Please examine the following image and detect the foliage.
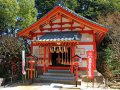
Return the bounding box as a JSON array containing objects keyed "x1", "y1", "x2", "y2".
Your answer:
[
  {"x1": 17, "y1": 0, "x2": 37, "y2": 30},
  {"x1": 0, "y1": 36, "x2": 23, "y2": 78},
  {"x1": 76, "y1": 0, "x2": 117, "y2": 20},
  {"x1": 97, "y1": 38, "x2": 113, "y2": 79},
  {"x1": 35, "y1": 0, "x2": 119, "y2": 21},
  {"x1": 97, "y1": 12, "x2": 120, "y2": 77},
  {"x1": 109, "y1": 0, "x2": 120, "y2": 12},
  {"x1": 35, "y1": 0, "x2": 78, "y2": 19},
  {"x1": 0, "y1": 0, "x2": 19, "y2": 34},
  {"x1": 35, "y1": 0, "x2": 55, "y2": 19},
  {"x1": 0, "y1": 36, "x2": 23, "y2": 60},
  {"x1": 0, "y1": 0, "x2": 37, "y2": 35}
]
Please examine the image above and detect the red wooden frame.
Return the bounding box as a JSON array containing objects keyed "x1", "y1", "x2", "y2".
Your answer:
[
  {"x1": 18, "y1": 5, "x2": 108, "y2": 45},
  {"x1": 18, "y1": 5, "x2": 108, "y2": 72}
]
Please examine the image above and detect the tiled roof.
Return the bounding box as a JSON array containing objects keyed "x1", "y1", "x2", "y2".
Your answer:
[{"x1": 38, "y1": 31, "x2": 81, "y2": 41}]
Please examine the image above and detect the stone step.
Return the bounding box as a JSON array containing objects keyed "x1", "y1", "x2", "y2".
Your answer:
[
  {"x1": 38, "y1": 75, "x2": 75, "y2": 80},
  {"x1": 47, "y1": 69, "x2": 70, "y2": 73},
  {"x1": 33, "y1": 68, "x2": 78, "y2": 85},
  {"x1": 43, "y1": 72, "x2": 74, "y2": 77},
  {"x1": 33, "y1": 78, "x2": 81, "y2": 85}
]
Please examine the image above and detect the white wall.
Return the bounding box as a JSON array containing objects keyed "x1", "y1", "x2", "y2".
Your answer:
[
  {"x1": 75, "y1": 45, "x2": 94, "y2": 68},
  {"x1": 33, "y1": 46, "x2": 39, "y2": 57},
  {"x1": 75, "y1": 45, "x2": 93, "y2": 58},
  {"x1": 81, "y1": 33, "x2": 93, "y2": 42}
]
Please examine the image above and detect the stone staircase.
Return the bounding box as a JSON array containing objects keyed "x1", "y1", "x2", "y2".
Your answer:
[{"x1": 34, "y1": 69, "x2": 81, "y2": 85}]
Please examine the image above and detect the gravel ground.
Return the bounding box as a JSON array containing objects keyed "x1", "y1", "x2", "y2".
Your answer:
[{"x1": 0, "y1": 82, "x2": 118, "y2": 90}]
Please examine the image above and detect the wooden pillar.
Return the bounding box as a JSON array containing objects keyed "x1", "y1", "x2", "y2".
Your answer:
[
  {"x1": 70, "y1": 46, "x2": 75, "y2": 74},
  {"x1": 30, "y1": 42, "x2": 33, "y2": 55},
  {"x1": 93, "y1": 32, "x2": 97, "y2": 70},
  {"x1": 48, "y1": 47, "x2": 51, "y2": 66},
  {"x1": 43, "y1": 46, "x2": 46, "y2": 73}
]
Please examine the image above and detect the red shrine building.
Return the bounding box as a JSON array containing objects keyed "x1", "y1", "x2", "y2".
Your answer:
[{"x1": 18, "y1": 5, "x2": 108, "y2": 78}]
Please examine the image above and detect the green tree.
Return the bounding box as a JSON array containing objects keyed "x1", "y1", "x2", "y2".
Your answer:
[
  {"x1": 98, "y1": 12, "x2": 120, "y2": 76},
  {"x1": 0, "y1": 0, "x2": 37, "y2": 35},
  {"x1": 109, "y1": 0, "x2": 120, "y2": 11},
  {"x1": 17, "y1": 0, "x2": 37, "y2": 30},
  {"x1": 35, "y1": 0, "x2": 119, "y2": 21},
  {"x1": 35, "y1": 0, "x2": 78, "y2": 19},
  {"x1": 35, "y1": 0, "x2": 56, "y2": 19},
  {"x1": 0, "y1": 36, "x2": 23, "y2": 78},
  {"x1": 76, "y1": 0, "x2": 116, "y2": 20},
  {"x1": 0, "y1": 0, "x2": 19, "y2": 35}
]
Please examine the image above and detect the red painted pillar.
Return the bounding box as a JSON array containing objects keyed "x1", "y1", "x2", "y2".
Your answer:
[
  {"x1": 71, "y1": 46, "x2": 75, "y2": 74},
  {"x1": 43, "y1": 47, "x2": 46, "y2": 73},
  {"x1": 94, "y1": 43, "x2": 97, "y2": 70},
  {"x1": 48, "y1": 47, "x2": 50, "y2": 65},
  {"x1": 93, "y1": 32, "x2": 97, "y2": 70},
  {"x1": 29, "y1": 60, "x2": 35, "y2": 79},
  {"x1": 75, "y1": 63, "x2": 79, "y2": 87}
]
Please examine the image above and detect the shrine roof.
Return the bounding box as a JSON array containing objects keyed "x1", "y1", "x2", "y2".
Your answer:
[
  {"x1": 54, "y1": 4, "x2": 107, "y2": 28},
  {"x1": 37, "y1": 31, "x2": 81, "y2": 41},
  {"x1": 18, "y1": 4, "x2": 108, "y2": 45}
]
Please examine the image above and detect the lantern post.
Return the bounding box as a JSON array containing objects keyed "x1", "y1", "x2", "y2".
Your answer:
[
  {"x1": 28, "y1": 56, "x2": 35, "y2": 82},
  {"x1": 72, "y1": 55, "x2": 81, "y2": 87}
]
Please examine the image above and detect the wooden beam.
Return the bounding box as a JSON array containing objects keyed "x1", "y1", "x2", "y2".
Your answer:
[
  {"x1": 78, "y1": 30, "x2": 93, "y2": 34},
  {"x1": 51, "y1": 22, "x2": 72, "y2": 25},
  {"x1": 32, "y1": 32, "x2": 44, "y2": 37},
  {"x1": 18, "y1": 6, "x2": 60, "y2": 36},
  {"x1": 40, "y1": 26, "x2": 82, "y2": 31},
  {"x1": 58, "y1": 6, "x2": 108, "y2": 33}
]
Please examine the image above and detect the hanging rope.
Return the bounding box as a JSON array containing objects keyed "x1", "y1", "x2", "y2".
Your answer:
[
  {"x1": 54, "y1": 46, "x2": 56, "y2": 52},
  {"x1": 70, "y1": 47, "x2": 71, "y2": 65},
  {"x1": 64, "y1": 47, "x2": 67, "y2": 64},
  {"x1": 56, "y1": 47, "x2": 59, "y2": 53},
  {"x1": 67, "y1": 48, "x2": 69, "y2": 65},
  {"x1": 49, "y1": 47, "x2": 52, "y2": 65},
  {"x1": 61, "y1": 47, "x2": 64, "y2": 64}
]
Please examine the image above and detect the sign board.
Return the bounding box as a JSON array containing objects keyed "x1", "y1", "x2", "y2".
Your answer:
[
  {"x1": 87, "y1": 51, "x2": 94, "y2": 79},
  {"x1": 22, "y1": 50, "x2": 26, "y2": 75}
]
